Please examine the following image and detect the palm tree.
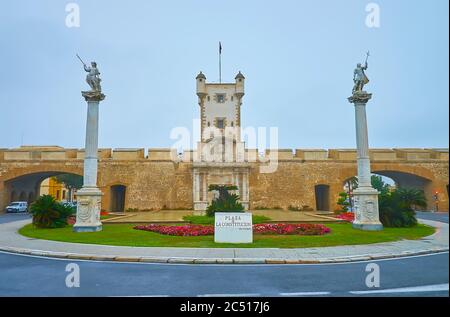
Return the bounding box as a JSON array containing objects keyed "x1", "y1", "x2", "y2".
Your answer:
[{"x1": 394, "y1": 188, "x2": 427, "y2": 210}]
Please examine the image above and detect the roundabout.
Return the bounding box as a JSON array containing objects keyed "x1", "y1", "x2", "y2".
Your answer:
[
  {"x1": 1, "y1": 213, "x2": 448, "y2": 265},
  {"x1": 0, "y1": 213, "x2": 448, "y2": 297}
]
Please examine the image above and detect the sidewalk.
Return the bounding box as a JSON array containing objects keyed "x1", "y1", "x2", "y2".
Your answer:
[{"x1": 0, "y1": 219, "x2": 447, "y2": 264}]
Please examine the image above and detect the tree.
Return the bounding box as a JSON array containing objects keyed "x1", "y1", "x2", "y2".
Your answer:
[
  {"x1": 52, "y1": 174, "x2": 83, "y2": 202},
  {"x1": 336, "y1": 192, "x2": 350, "y2": 212},
  {"x1": 394, "y1": 188, "x2": 427, "y2": 210},
  {"x1": 206, "y1": 185, "x2": 244, "y2": 217},
  {"x1": 370, "y1": 175, "x2": 390, "y2": 195},
  {"x1": 378, "y1": 188, "x2": 426, "y2": 227},
  {"x1": 349, "y1": 174, "x2": 390, "y2": 192},
  {"x1": 30, "y1": 195, "x2": 73, "y2": 228}
]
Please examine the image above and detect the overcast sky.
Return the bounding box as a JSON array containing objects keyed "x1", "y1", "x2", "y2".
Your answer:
[{"x1": 0, "y1": 0, "x2": 448, "y2": 151}]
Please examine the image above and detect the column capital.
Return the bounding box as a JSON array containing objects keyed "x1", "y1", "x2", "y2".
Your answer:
[
  {"x1": 82, "y1": 91, "x2": 106, "y2": 102},
  {"x1": 348, "y1": 91, "x2": 372, "y2": 104}
]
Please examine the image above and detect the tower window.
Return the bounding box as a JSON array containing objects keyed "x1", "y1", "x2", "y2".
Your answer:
[
  {"x1": 216, "y1": 94, "x2": 225, "y2": 103},
  {"x1": 216, "y1": 118, "x2": 225, "y2": 129}
]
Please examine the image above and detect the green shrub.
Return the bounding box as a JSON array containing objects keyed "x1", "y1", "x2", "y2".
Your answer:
[
  {"x1": 30, "y1": 195, "x2": 73, "y2": 228},
  {"x1": 206, "y1": 185, "x2": 245, "y2": 217},
  {"x1": 379, "y1": 188, "x2": 426, "y2": 227},
  {"x1": 337, "y1": 192, "x2": 350, "y2": 212}
]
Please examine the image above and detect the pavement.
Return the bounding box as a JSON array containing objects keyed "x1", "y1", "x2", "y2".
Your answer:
[
  {"x1": 0, "y1": 213, "x2": 447, "y2": 264},
  {"x1": 103, "y1": 209, "x2": 339, "y2": 223}
]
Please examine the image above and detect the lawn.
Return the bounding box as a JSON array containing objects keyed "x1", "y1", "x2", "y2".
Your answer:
[{"x1": 19, "y1": 223, "x2": 435, "y2": 249}]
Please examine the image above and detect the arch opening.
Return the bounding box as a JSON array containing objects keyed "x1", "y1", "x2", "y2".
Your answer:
[
  {"x1": 110, "y1": 185, "x2": 126, "y2": 212},
  {"x1": 342, "y1": 171, "x2": 434, "y2": 211},
  {"x1": 3, "y1": 172, "x2": 83, "y2": 211},
  {"x1": 315, "y1": 184, "x2": 330, "y2": 211}
]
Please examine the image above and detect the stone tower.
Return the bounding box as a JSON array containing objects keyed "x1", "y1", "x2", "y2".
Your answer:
[
  {"x1": 196, "y1": 71, "x2": 245, "y2": 142},
  {"x1": 193, "y1": 71, "x2": 249, "y2": 213}
]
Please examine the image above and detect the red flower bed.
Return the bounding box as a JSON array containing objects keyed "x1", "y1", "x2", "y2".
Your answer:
[
  {"x1": 134, "y1": 223, "x2": 331, "y2": 236},
  {"x1": 336, "y1": 212, "x2": 355, "y2": 222},
  {"x1": 101, "y1": 211, "x2": 109, "y2": 216},
  {"x1": 253, "y1": 223, "x2": 331, "y2": 235},
  {"x1": 134, "y1": 224, "x2": 215, "y2": 236}
]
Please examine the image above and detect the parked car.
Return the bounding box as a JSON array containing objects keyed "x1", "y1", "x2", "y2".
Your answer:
[
  {"x1": 62, "y1": 201, "x2": 77, "y2": 214},
  {"x1": 63, "y1": 201, "x2": 77, "y2": 209},
  {"x1": 5, "y1": 201, "x2": 28, "y2": 213}
]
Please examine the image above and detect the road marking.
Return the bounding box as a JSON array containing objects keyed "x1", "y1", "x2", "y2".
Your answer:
[
  {"x1": 197, "y1": 293, "x2": 260, "y2": 297},
  {"x1": 349, "y1": 283, "x2": 449, "y2": 294},
  {"x1": 111, "y1": 295, "x2": 169, "y2": 297},
  {"x1": 279, "y1": 291, "x2": 330, "y2": 296}
]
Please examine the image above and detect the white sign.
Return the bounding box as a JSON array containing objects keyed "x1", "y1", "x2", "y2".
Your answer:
[{"x1": 214, "y1": 212, "x2": 253, "y2": 243}]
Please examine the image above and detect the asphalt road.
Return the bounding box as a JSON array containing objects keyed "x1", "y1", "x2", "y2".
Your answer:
[
  {"x1": 416, "y1": 211, "x2": 449, "y2": 224},
  {"x1": 0, "y1": 211, "x2": 447, "y2": 297}
]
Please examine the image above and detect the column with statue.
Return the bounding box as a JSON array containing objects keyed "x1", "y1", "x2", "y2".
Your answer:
[
  {"x1": 73, "y1": 55, "x2": 105, "y2": 232},
  {"x1": 347, "y1": 52, "x2": 383, "y2": 231}
]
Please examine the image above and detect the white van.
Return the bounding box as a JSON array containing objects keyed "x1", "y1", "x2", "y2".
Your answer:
[{"x1": 5, "y1": 201, "x2": 28, "y2": 213}]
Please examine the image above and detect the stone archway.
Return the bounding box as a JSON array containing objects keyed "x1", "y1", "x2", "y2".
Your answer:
[
  {"x1": 1, "y1": 168, "x2": 83, "y2": 211},
  {"x1": 338, "y1": 168, "x2": 438, "y2": 211}
]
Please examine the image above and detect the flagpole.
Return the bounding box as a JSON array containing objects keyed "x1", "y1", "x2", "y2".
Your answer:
[{"x1": 219, "y1": 41, "x2": 222, "y2": 83}]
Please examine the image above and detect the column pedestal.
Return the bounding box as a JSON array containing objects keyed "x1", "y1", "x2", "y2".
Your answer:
[
  {"x1": 73, "y1": 187, "x2": 103, "y2": 232},
  {"x1": 74, "y1": 90, "x2": 105, "y2": 232},
  {"x1": 352, "y1": 187, "x2": 383, "y2": 231}
]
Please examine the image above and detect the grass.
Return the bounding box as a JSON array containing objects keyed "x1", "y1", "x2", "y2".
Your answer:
[
  {"x1": 19, "y1": 223, "x2": 435, "y2": 249},
  {"x1": 183, "y1": 215, "x2": 271, "y2": 225}
]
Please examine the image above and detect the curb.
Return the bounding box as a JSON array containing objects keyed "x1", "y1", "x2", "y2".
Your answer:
[{"x1": 0, "y1": 245, "x2": 448, "y2": 264}]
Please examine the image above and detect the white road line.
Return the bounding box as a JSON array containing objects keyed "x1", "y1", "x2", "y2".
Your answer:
[
  {"x1": 349, "y1": 283, "x2": 449, "y2": 294},
  {"x1": 110, "y1": 295, "x2": 169, "y2": 297},
  {"x1": 197, "y1": 293, "x2": 260, "y2": 297},
  {"x1": 279, "y1": 291, "x2": 331, "y2": 296}
]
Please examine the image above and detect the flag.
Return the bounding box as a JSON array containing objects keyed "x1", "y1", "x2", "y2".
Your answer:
[{"x1": 219, "y1": 41, "x2": 222, "y2": 55}]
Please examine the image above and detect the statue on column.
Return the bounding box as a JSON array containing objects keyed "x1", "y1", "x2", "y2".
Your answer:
[
  {"x1": 77, "y1": 54, "x2": 102, "y2": 92},
  {"x1": 352, "y1": 51, "x2": 370, "y2": 94}
]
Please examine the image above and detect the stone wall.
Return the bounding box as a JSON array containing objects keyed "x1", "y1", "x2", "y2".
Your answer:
[{"x1": 0, "y1": 147, "x2": 448, "y2": 212}]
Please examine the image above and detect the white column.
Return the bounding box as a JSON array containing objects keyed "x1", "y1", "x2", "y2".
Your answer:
[
  {"x1": 348, "y1": 92, "x2": 383, "y2": 231},
  {"x1": 83, "y1": 100, "x2": 99, "y2": 187},
  {"x1": 74, "y1": 91, "x2": 105, "y2": 233},
  {"x1": 354, "y1": 102, "x2": 371, "y2": 188},
  {"x1": 193, "y1": 171, "x2": 200, "y2": 202},
  {"x1": 202, "y1": 173, "x2": 208, "y2": 202},
  {"x1": 242, "y1": 172, "x2": 249, "y2": 201}
]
